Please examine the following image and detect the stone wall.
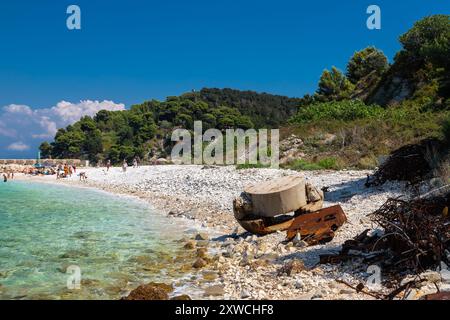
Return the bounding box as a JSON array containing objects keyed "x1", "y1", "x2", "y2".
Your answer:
[{"x1": 0, "y1": 159, "x2": 84, "y2": 166}]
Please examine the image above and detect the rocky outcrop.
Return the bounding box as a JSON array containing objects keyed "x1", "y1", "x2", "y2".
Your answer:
[
  {"x1": 367, "y1": 75, "x2": 413, "y2": 106},
  {"x1": 280, "y1": 135, "x2": 305, "y2": 165}
]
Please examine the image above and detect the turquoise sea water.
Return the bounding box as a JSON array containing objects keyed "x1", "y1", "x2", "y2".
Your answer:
[{"x1": 0, "y1": 181, "x2": 190, "y2": 300}]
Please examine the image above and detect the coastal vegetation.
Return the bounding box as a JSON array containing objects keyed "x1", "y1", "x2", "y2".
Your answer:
[{"x1": 40, "y1": 15, "x2": 449, "y2": 170}]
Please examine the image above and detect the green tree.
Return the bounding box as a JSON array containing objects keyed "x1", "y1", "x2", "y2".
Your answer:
[
  {"x1": 316, "y1": 67, "x2": 354, "y2": 101},
  {"x1": 51, "y1": 128, "x2": 85, "y2": 159},
  {"x1": 346, "y1": 47, "x2": 389, "y2": 83},
  {"x1": 108, "y1": 146, "x2": 121, "y2": 164},
  {"x1": 79, "y1": 116, "x2": 97, "y2": 132},
  {"x1": 39, "y1": 141, "x2": 53, "y2": 158},
  {"x1": 83, "y1": 129, "x2": 103, "y2": 162},
  {"x1": 399, "y1": 15, "x2": 450, "y2": 68}
]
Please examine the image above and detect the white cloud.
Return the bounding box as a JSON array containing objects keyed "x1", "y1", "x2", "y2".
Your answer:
[
  {"x1": 3, "y1": 104, "x2": 33, "y2": 115},
  {"x1": 7, "y1": 142, "x2": 30, "y2": 151},
  {"x1": 0, "y1": 100, "x2": 126, "y2": 156},
  {"x1": 51, "y1": 100, "x2": 125, "y2": 124},
  {"x1": 0, "y1": 120, "x2": 17, "y2": 138},
  {"x1": 31, "y1": 116, "x2": 58, "y2": 139}
]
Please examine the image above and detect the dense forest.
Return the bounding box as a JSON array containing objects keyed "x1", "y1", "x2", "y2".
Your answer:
[
  {"x1": 40, "y1": 15, "x2": 449, "y2": 167},
  {"x1": 39, "y1": 88, "x2": 303, "y2": 163}
]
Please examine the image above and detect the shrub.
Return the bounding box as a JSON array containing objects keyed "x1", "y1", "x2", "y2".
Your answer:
[
  {"x1": 287, "y1": 157, "x2": 340, "y2": 171},
  {"x1": 290, "y1": 100, "x2": 384, "y2": 124}
]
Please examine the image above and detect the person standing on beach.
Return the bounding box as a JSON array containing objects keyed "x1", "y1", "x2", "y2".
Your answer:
[
  {"x1": 56, "y1": 164, "x2": 61, "y2": 179},
  {"x1": 3, "y1": 174, "x2": 7, "y2": 182},
  {"x1": 133, "y1": 157, "x2": 137, "y2": 168},
  {"x1": 106, "y1": 160, "x2": 111, "y2": 172},
  {"x1": 122, "y1": 159, "x2": 128, "y2": 172}
]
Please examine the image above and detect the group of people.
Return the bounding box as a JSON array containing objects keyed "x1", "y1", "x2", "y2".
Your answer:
[
  {"x1": 56, "y1": 164, "x2": 76, "y2": 179},
  {"x1": 103, "y1": 157, "x2": 141, "y2": 173},
  {"x1": 123, "y1": 157, "x2": 141, "y2": 172},
  {"x1": 25, "y1": 166, "x2": 56, "y2": 176}
]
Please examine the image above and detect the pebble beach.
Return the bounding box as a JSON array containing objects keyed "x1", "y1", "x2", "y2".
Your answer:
[{"x1": 15, "y1": 164, "x2": 443, "y2": 300}]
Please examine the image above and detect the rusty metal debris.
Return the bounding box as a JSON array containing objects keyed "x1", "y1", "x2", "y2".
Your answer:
[
  {"x1": 286, "y1": 205, "x2": 347, "y2": 245},
  {"x1": 320, "y1": 191, "x2": 450, "y2": 292},
  {"x1": 233, "y1": 176, "x2": 347, "y2": 245},
  {"x1": 366, "y1": 138, "x2": 443, "y2": 187},
  {"x1": 422, "y1": 292, "x2": 450, "y2": 300}
]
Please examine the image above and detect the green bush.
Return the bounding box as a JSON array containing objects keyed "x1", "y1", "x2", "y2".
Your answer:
[
  {"x1": 317, "y1": 157, "x2": 339, "y2": 169},
  {"x1": 286, "y1": 157, "x2": 340, "y2": 171},
  {"x1": 290, "y1": 100, "x2": 384, "y2": 124}
]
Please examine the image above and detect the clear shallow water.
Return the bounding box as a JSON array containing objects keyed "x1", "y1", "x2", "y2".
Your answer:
[{"x1": 0, "y1": 181, "x2": 191, "y2": 300}]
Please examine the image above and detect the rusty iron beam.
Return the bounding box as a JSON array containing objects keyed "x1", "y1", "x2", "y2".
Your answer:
[
  {"x1": 286, "y1": 205, "x2": 347, "y2": 244},
  {"x1": 422, "y1": 292, "x2": 450, "y2": 300}
]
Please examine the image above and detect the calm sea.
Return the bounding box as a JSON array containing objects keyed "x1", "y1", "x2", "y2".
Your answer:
[{"x1": 0, "y1": 180, "x2": 191, "y2": 299}]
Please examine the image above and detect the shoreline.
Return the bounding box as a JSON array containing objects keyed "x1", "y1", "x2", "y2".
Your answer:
[
  {"x1": 12, "y1": 165, "x2": 416, "y2": 299},
  {"x1": 12, "y1": 171, "x2": 232, "y2": 300},
  {"x1": 0, "y1": 178, "x2": 210, "y2": 300}
]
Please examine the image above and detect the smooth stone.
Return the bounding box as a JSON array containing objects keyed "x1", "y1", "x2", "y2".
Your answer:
[
  {"x1": 184, "y1": 240, "x2": 196, "y2": 250},
  {"x1": 295, "y1": 280, "x2": 304, "y2": 289},
  {"x1": 203, "y1": 285, "x2": 225, "y2": 297},
  {"x1": 195, "y1": 233, "x2": 209, "y2": 241},
  {"x1": 202, "y1": 271, "x2": 218, "y2": 281},
  {"x1": 193, "y1": 258, "x2": 207, "y2": 269},
  {"x1": 122, "y1": 284, "x2": 169, "y2": 300},
  {"x1": 241, "y1": 290, "x2": 251, "y2": 298},
  {"x1": 145, "y1": 282, "x2": 174, "y2": 293},
  {"x1": 196, "y1": 248, "x2": 208, "y2": 259}
]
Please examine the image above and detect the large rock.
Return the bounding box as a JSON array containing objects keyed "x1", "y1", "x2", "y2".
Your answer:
[
  {"x1": 193, "y1": 258, "x2": 207, "y2": 269},
  {"x1": 122, "y1": 284, "x2": 169, "y2": 300}
]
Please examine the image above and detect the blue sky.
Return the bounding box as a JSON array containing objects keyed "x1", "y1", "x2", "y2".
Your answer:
[{"x1": 0, "y1": 0, "x2": 449, "y2": 158}]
